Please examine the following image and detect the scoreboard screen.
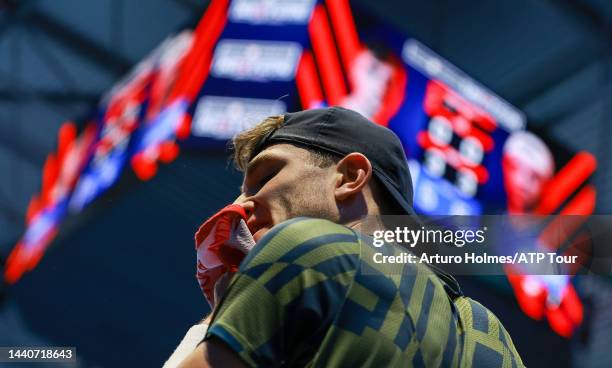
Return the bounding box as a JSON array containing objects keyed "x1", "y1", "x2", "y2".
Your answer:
[
  {"x1": 184, "y1": 0, "x2": 532, "y2": 216},
  {"x1": 392, "y1": 39, "x2": 525, "y2": 215}
]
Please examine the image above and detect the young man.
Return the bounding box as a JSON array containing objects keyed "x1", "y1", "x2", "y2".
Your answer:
[{"x1": 177, "y1": 107, "x2": 524, "y2": 367}]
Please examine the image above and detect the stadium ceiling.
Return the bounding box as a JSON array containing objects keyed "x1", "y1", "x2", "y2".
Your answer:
[{"x1": 0, "y1": 0, "x2": 610, "y2": 252}]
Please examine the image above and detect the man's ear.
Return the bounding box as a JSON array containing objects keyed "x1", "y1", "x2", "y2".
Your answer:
[{"x1": 334, "y1": 153, "x2": 373, "y2": 201}]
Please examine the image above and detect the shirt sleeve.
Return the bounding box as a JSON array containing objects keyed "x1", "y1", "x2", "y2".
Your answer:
[{"x1": 204, "y1": 217, "x2": 361, "y2": 367}]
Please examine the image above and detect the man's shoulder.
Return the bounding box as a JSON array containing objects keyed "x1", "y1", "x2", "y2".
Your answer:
[
  {"x1": 454, "y1": 296, "x2": 525, "y2": 367},
  {"x1": 239, "y1": 217, "x2": 361, "y2": 271},
  {"x1": 259, "y1": 217, "x2": 358, "y2": 246}
]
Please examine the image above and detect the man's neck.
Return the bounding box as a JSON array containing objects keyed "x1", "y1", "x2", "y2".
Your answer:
[{"x1": 345, "y1": 216, "x2": 387, "y2": 235}]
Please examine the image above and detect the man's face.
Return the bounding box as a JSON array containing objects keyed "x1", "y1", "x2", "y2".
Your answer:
[{"x1": 235, "y1": 143, "x2": 339, "y2": 242}]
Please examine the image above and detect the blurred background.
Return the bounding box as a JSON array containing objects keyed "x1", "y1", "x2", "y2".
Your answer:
[{"x1": 0, "y1": 0, "x2": 610, "y2": 366}]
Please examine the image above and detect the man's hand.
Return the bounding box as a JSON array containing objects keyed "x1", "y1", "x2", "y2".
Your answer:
[{"x1": 195, "y1": 204, "x2": 254, "y2": 307}]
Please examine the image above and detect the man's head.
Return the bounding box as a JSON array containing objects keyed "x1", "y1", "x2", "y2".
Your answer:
[{"x1": 231, "y1": 107, "x2": 414, "y2": 241}]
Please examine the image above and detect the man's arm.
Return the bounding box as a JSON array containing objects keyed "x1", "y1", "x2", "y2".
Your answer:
[
  {"x1": 166, "y1": 270, "x2": 236, "y2": 367},
  {"x1": 172, "y1": 273, "x2": 246, "y2": 368},
  {"x1": 178, "y1": 338, "x2": 246, "y2": 368},
  {"x1": 163, "y1": 316, "x2": 211, "y2": 368}
]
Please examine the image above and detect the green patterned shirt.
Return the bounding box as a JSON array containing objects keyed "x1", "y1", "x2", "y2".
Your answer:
[{"x1": 204, "y1": 217, "x2": 524, "y2": 367}]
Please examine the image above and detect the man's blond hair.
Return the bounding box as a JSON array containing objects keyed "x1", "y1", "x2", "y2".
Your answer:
[{"x1": 232, "y1": 115, "x2": 285, "y2": 172}]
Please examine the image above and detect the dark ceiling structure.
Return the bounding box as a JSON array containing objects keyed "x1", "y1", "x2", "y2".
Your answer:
[{"x1": 0, "y1": 0, "x2": 610, "y2": 253}]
